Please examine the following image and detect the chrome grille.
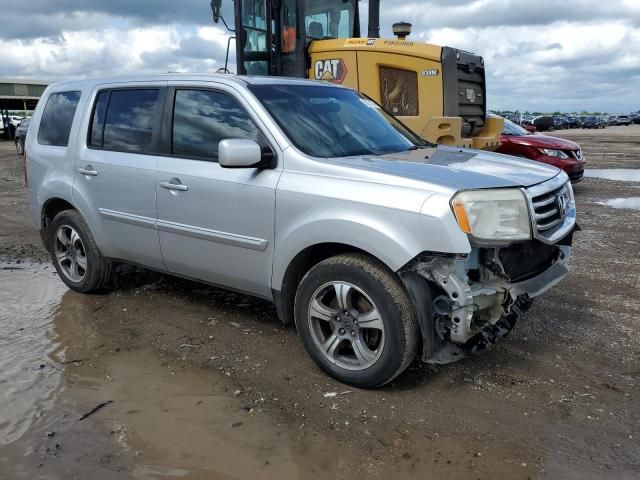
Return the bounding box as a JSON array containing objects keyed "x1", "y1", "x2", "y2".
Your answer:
[{"x1": 531, "y1": 184, "x2": 569, "y2": 232}]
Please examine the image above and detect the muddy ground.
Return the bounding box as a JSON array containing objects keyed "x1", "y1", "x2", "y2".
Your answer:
[{"x1": 0, "y1": 126, "x2": 638, "y2": 479}]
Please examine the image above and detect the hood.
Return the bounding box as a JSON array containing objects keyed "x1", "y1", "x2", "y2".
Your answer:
[
  {"x1": 504, "y1": 134, "x2": 580, "y2": 150},
  {"x1": 324, "y1": 146, "x2": 560, "y2": 190}
]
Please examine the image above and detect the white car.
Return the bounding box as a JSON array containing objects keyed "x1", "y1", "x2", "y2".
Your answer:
[{"x1": 9, "y1": 116, "x2": 25, "y2": 128}]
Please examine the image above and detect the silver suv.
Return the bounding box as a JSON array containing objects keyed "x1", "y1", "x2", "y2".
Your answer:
[{"x1": 26, "y1": 75, "x2": 577, "y2": 387}]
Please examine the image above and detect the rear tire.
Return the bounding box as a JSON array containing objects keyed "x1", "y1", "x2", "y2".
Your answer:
[
  {"x1": 49, "y1": 210, "x2": 113, "y2": 293},
  {"x1": 294, "y1": 253, "x2": 419, "y2": 388},
  {"x1": 15, "y1": 138, "x2": 24, "y2": 155}
]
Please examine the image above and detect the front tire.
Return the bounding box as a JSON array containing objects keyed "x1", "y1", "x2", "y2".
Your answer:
[
  {"x1": 294, "y1": 253, "x2": 419, "y2": 388},
  {"x1": 49, "y1": 210, "x2": 113, "y2": 293}
]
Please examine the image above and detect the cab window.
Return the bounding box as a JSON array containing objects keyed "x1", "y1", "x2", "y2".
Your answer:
[{"x1": 304, "y1": 0, "x2": 354, "y2": 39}]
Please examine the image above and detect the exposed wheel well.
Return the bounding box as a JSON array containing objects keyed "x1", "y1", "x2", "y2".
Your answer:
[
  {"x1": 41, "y1": 198, "x2": 75, "y2": 250},
  {"x1": 274, "y1": 243, "x2": 375, "y2": 324}
]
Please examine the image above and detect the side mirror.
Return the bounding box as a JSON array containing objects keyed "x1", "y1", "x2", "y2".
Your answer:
[{"x1": 219, "y1": 139, "x2": 264, "y2": 168}]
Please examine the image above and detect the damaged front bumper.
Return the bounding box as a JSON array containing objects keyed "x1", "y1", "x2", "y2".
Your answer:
[{"x1": 400, "y1": 238, "x2": 573, "y2": 364}]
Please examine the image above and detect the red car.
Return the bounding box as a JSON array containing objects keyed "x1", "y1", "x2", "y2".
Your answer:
[{"x1": 496, "y1": 116, "x2": 585, "y2": 183}]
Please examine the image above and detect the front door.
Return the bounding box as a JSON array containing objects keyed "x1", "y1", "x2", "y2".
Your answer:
[{"x1": 155, "y1": 85, "x2": 281, "y2": 298}]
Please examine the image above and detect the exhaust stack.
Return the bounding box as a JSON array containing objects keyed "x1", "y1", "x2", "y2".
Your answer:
[
  {"x1": 368, "y1": 0, "x2": 380, "y2": 38},
  {"x1": 392, "y1": 22, "x2": 412, "y2": 41}
]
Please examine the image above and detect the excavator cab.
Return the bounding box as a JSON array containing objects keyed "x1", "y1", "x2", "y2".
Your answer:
[
  {"x1": 212, "y1": 0, "x2": 503, "y2": 150},
  {"x1": 232, "y1": 0, "x2": 359, "y2": 77}
]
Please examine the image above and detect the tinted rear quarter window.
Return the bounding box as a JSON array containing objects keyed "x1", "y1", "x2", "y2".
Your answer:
[
  {"x1": 172, "y1": 89, "x2": 261, "y2": 160},
  {"x1": 92, "y1": 89, "x2": 159, "y2": 153},
  {"x1": 37, "y1": 91, "x2": 81, "y2": 147}
]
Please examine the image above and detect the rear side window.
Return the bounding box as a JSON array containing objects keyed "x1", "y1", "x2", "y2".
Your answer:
[
  {"x1": 89, "y1": 89, "x2": 160, "y2": 153},
  {"x1": 172, "y1": 89, "x2": 261, "y2": 160},
  {"x1": 37, "y1": 91, "x2": 81, "y2": 147}
]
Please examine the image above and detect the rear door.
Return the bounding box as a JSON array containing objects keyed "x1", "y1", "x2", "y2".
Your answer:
[
  {"x1": 74, "y1": 84, "x2": 166, "y2": 270},
  {"x1": 155, "y1": 83, "x2": 281, "y2": 298}
]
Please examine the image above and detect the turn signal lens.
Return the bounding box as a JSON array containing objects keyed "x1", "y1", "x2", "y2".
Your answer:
[{"x1": 452, "y1": 200, "x2": 471, "y2": 233}]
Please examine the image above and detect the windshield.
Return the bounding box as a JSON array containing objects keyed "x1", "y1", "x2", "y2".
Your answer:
[
  {"x1": 503, "y1": 117, "x2": 529, "y2": 136},
  {"x1": 248, "y1": 84, "x2": 426, "y2": 158}
]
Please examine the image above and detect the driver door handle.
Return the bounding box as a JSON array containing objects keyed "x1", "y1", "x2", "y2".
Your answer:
[
  {"x1": 160, "y1": 179, "x2": 189, "y2": 191},
  {"x1": 78, "y1": 165, "x2": 98, "y2": 176}
]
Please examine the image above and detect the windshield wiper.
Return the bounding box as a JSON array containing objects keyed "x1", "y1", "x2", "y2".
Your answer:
[{"x1": 407, "y1": 143, "x2": 435, "y2": 150}]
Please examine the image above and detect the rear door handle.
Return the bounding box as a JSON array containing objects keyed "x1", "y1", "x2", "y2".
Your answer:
[
  {"x1": 78, "y1": 165, "x2": 98, "y2": 176},
  {"x1": 159, "y1": 179, "x2": 189, "y2": 191}
]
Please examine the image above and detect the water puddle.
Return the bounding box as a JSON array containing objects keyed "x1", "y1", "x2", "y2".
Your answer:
[
  {"x1": 596, "y1": 197, "x2": 640, "y2": 210},
  {"x1": 0, "y1": 265, "x2": 340, "y2": 479},
  {"x1": 584, "y1": 169, "x2": 640, "y2": 182},
  {"x1": 0, "y1": 263, "x2": 66, "y2": 445},
  {"x1": 0, "y1": 264, "x2": 535, "y2": 480}
]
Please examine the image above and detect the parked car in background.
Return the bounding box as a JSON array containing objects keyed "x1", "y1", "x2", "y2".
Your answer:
[
  {"x1": 553, "y1": 116, "x2": 569, "y2": 130},
  {"x1": 520, "y1": 115, "x2": 535, "y2": 126},
  {"x1": 582, "y1": 116, "x2": 604, "y2": 129},
  {"x1": 504, "y1": 113, "x2": 520, "y2": 124},
  {"x1": 495, "y1": 115, "x2": 585, "y2": 183},
  {"x1": 532, "y1": 115, "x2": 555, "y2": 132},
  {"x1": 615, "y1": 115, "x2": 631, "y2": 126},
  {"x1": 25, "y1": 75, "x2": 578, "y2": 387},
  {"x1": 14, "y1": 118, "x2": 30, "y2": 155},
  {"x1": 9, "y1": 116, "x2": 24, "y2": 128},
  {"x1": 566, "y1": 116, "x2": 579, "y2": 128},
  {"x1": 632, "y1": 114, "x2": 640, "y2": 125}
]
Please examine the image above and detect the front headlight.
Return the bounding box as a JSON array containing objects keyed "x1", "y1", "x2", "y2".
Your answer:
[
  {"x1": 537, "y1": 148, "x2": 569, "y2": 159},
  {"x1": 451, "y1": 189, "x2": 531, "y2": 241}
]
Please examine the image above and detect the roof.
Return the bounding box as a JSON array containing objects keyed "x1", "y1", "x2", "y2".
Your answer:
[{"x1": 44, "y1": 73, "x2": 339, "y2": 91}]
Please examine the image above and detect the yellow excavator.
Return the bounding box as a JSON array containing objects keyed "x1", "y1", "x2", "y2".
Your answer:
[{"x1": 211, "y1": 0, "x2": 502, "y2": 149}]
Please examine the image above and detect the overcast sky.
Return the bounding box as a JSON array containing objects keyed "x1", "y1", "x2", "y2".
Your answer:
[{"x1": 0, "y1": 0, "x2": 639, "y2": 113}]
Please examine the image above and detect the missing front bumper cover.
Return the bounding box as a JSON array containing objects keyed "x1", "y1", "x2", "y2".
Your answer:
[{"x1": 401, "y1": 245, "x2": 571, "y2": 364}]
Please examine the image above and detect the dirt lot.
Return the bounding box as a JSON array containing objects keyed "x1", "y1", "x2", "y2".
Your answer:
[{"x1": 0, "y1": 127, "x2": 638, "y2": 479}]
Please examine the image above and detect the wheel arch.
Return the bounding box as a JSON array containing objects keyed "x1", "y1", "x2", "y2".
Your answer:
[
  {"x1": 40, "y1": 196, "x2": 77, "y2": 251},
  {"x1": 271, "y1": 224, "x2": 421, "y2": 325}
]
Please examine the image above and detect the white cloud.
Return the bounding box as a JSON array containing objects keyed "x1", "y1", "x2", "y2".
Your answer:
[
  {"x1": 0, "y1": 25, "x2": 230, "y2": 79},
  {"x1": 0, "y1": 0, "x2": 638, "y2": 113},
  {"x1": 425, "y1": 20, "x2": 640, "y2": 112}
]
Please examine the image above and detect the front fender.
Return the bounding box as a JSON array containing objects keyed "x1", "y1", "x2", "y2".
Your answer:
[{"x1": 272, "y1": 214, "x2": 420, "y2": 290}]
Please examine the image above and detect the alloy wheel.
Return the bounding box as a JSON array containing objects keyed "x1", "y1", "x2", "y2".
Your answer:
[
  {"x1": 307, "y1": 281, "x2": 385, "y2": 371},
  {"x1": 54, "y1": 225, "x2": 87, "y2": 282}
]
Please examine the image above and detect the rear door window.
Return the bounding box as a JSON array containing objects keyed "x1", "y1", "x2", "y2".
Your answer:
[
  {"x1": 89, "y1": 89, "x2": 160, "y2": 153},
  {"x1": 172, "y1": 89, "x2": 262, "y2": 161},
  {"x1": 37, "y1": 91, "x2": 81, "y2": 147}
]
